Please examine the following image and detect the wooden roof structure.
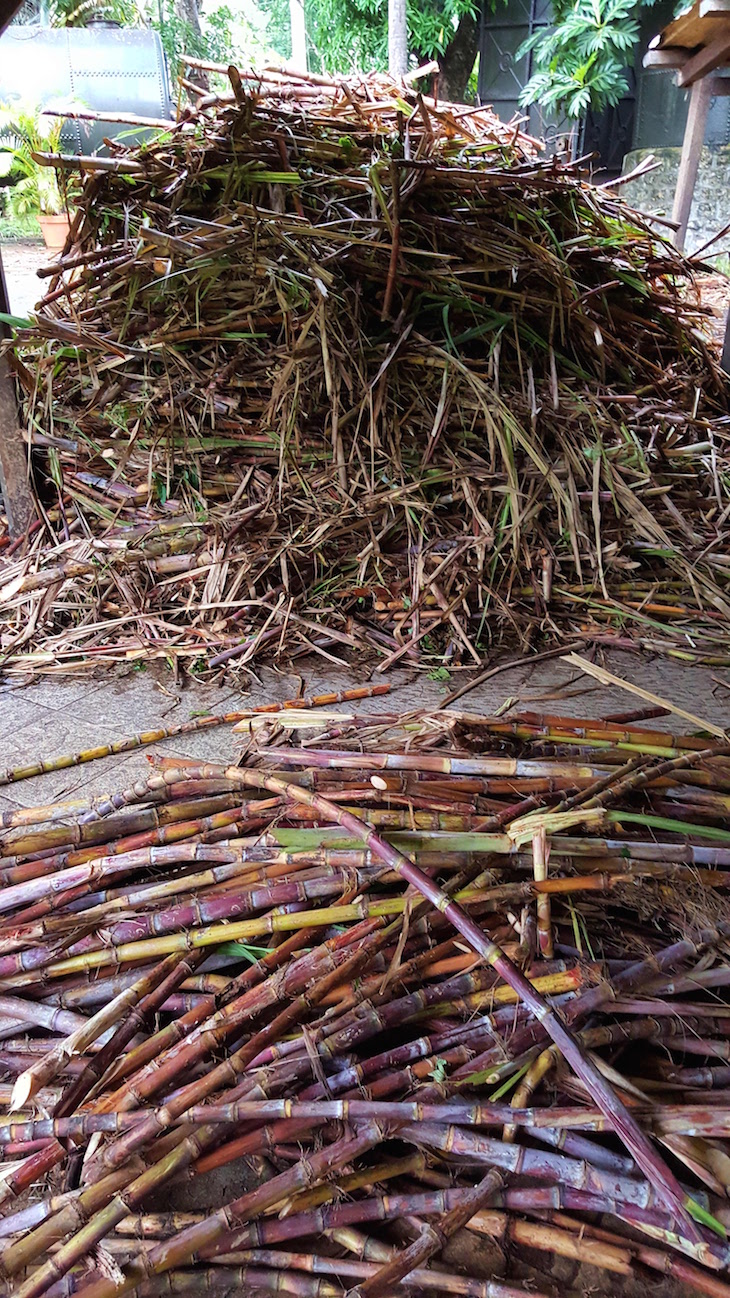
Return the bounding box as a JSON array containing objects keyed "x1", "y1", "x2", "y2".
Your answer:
[
  {"x1": 644, "y1": 0, "x2": 730, "y2": 251},
  {"x1": 0, "y1": 0, "x2": 21, "y2": 29},
  {"x1": 649, "y1": 0, "x2": 730, "y2": 60}
]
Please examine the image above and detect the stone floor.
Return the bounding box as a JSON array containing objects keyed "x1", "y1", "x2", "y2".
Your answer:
[
  {"x1": 1, "y1": 649, "x2": 727, "y2": 813},
  {"x1": 2, "y1": 239, "x2": 46, "y2": 319}
]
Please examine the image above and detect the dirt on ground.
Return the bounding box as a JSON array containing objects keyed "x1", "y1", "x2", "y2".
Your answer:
[
  {"x1": 2, "y1": 239, "x2": 46, "y2": 318},
  {"x1": 694, "y1": 271, "x2": 730, "y2": 350}
]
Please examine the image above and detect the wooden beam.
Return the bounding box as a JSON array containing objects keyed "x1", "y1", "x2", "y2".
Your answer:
[
  {"x1": 672, "y1": 74, "x2": 713, "y2": 249},
  {"x1": 0, "y1": 5, "x2": 42, "y2": 539},
  {"x1": 0, "y1": 0, "x2": 23, "y2": 33},
  {"x1": 676, "y1": 30, "x2": 730, "y2": 85},
  {"x1": 699, "y1": 0, "x2": 730, "y2": 17},
  {"x1": 710, "y1": 73, "x2": 730, "y2": 91},
  {"x1": 643, "y1": 48, "x2": 690, "y2": 68},
  {"x1": 722, "y1": 307, "x2": 730, "y2": 375},
  {"x1": 0, "y1": 247, "x2": 35, "y2": 541},
  {"x1": 0, "y1": 355, "x2": 34, "y2": 540}
]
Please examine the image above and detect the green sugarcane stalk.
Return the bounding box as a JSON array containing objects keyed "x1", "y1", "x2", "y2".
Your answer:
[{"x1": 0, "y1": 684, "x2": 390, "y2": 789}]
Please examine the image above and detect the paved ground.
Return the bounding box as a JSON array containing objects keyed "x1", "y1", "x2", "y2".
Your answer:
[
  {"x1": 1, "y1": 650, "x2": 727, "y2": 814},
  {"x1": 2, "y1": 240, "x2": 46, "y2": 318}
]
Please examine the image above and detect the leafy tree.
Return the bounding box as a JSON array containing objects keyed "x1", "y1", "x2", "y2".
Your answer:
[
  {"x1": 151, "y1": 0, "x2": 237, "y2": 73},
  {"x1": 519, "y1": 0, "x2": 661, "y2": 118},
  {"x1": 42, "y1": 0, "x2": 143, "y2": 23},
  {"x1": 259, "y1": 0, "x2": 480, "y2": 99}
]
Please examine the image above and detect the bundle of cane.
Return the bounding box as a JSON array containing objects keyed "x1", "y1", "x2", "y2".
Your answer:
[
  {"x1": 0, "y1": 699, "x2": 729, "y2": 1297},
  {"x1": 2, "y1": 69, "x2": 729, "y2": 680}
]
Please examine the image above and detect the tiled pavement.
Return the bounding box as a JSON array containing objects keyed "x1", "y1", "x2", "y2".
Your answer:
[{"x1": 0, "y1": 651, "x2": 727, "y2": 814}]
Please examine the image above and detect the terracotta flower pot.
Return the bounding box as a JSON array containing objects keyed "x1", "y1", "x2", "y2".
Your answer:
[{"x1": 38, "y1": 213, "x2": 70, "y2": 252}]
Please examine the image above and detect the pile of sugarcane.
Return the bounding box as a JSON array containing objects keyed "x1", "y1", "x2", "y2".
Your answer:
[
  {"x1": 1, "y1": 688, "x2": 730, "y2": 1297},
  {"x1": 1, "y1": 68, "x2": 729, "y2": 679}
]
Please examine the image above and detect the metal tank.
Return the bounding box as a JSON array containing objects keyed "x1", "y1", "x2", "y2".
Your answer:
[{"x1": 0, "y1": 23, "x2": 173, "y2": 153}]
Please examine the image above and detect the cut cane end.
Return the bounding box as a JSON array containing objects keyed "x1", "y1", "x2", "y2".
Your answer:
[{"x1": 10, "y1": 1073, "x2": 33, "y2": 1113}]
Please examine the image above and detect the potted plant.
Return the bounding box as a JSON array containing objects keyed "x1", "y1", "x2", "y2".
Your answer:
[{"x1": 0, "y1": 107, "x2": 70, "y2": 251}]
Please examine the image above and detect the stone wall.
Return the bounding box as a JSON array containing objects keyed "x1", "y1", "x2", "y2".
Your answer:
[{"x1": 620, "y1": 145, "x2": 730, "y2": 255}]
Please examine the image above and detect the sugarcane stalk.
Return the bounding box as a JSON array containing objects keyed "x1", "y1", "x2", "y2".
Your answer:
[
  {"x1": 13, "y1": 1123, "x2": 386, "y2": 1298},
  {"x1": 1, "y1": 699, "x2": 730, "y2": 1298},
  {"x1": 9, "y1": 1097, "x2": 729, "y2": 1142},
  {"x1": 54, "y1": 949, "x2": 207, "y2": 1119},
  {"x1": 0, "y1": 685, "x2": 390, "y2": 789},
  {"x1": 210, "y1": 763, "x2": 707, "y2": 1238},
  {"x1": 2, "y1": 919, "x2": 387, "y2": 1281},
  {"x1": 531, "y1": 825, "x2": 553, "y2": 958},
  {"x1": 345, "y1": 1167, "x2": 504, "y2": 1297}
]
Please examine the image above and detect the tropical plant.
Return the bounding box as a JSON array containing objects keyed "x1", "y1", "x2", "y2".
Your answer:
[
  {"x1": 0, "y1": 108, "x2": 65, "y2": 217},
  {"x1": 518, "y1": 0, "x2": 650, "y2": 118},
  {"x1": 151, "y1": 0, "x2": 272, "y2": 84}
]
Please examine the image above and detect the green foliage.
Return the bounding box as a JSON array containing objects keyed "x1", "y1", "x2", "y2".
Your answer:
[
  {"x1": 151, "y1": 0, "x2": 270, "y2": 82},
  {"x1": 518, "y1": 0, "x2": 650, "y2": 118},
  {"x1": 256, "y1": 0, "x2": 384, "y2": 72},
  {"x1": 47, "y1": 0, "x2": 143, "y2": 25},
  {"x1": 258, "y1": 0, "x2": 291, "y2": 57},
  {"x1": 408, "y1": 0, "x2": 477, "y2": 60},
  {"x1": 153, "y1": 0, "x2": 220, "y2": 67},
  {"x1": 0, "y1": 107, "x2": 65, "y2": 217},
  {"x1": 259, "y1": 0, "x2": 477, "y2": 73},
  {"x1": 0, "y1": 210, "x2": 41, "y2": 240}
]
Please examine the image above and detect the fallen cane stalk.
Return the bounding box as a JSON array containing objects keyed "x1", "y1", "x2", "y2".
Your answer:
[
  {"x1": 10, "y1": 951, "x2": 201, "y2": 1110},
  {"x1": 344, "y1": 1167, "x2": 504, "y2": 1297},
  {"x1": 202, "y1": 763, "x2": 711, "y2": 1240},
  {"x1": 1, "y1": 704, "x2": 730, "y2": 1298}
]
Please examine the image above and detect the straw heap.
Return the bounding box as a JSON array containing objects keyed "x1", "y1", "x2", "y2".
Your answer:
[
  {"x1": 0, "y1": 70, "x2": 729, "y2": 677},
  {"x1": 0, "y1": 694, "x2": 730, "y2": 1297}
]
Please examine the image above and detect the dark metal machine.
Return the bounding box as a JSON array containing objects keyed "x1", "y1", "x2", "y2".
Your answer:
[{"x1": 0, "y1": 23, "x2": 173, "y2": 153}]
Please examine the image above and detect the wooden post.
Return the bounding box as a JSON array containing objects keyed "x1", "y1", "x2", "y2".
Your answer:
[
  {"x1": 0, "y1": 246, "x2": 35, "y2": 540},
  {"x1": 388, "y1": 0, "x2": 408, "y2": 77},
  {"x1": 0, "y1": 1, "x2": 36, "y2": 539},
  {"x1": 672, "y1": 73, "x2": 713, "y2": 250},
  {"x1": 721, "y1": 309, "x2": 730, "y2": 375},
  {"x1": 289, "y1": 0, "x2": 307, "y2": 71}
]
